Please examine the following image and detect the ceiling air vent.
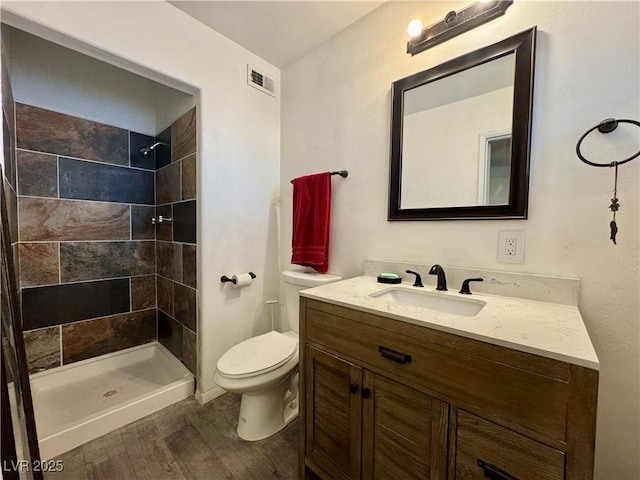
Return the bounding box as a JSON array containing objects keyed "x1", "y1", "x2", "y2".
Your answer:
[{"x1": 247, "y1": 65, "x2": 276, "y2": 97}]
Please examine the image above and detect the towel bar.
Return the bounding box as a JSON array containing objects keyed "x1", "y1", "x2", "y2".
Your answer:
[{"x1": 290, "y1": 170, "x2": 348, "y2": 184}]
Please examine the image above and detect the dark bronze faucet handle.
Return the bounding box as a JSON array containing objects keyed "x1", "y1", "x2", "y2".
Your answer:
[
  {"x1": 405, "y1": 270, "x2": 424, "y2": 287},
  {"x1": 459, "y1": 278, "x2": 484, "y2": 294}
]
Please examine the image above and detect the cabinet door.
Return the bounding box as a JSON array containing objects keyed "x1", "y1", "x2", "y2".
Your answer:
[
  {"x1": 305, "y1": 346, "x2": 363, "y2": 480},
  {"x1": 455, "y1": 410, "x2": 565, "y2": 480},
  {"x1": 362, "y1": 372, "x2": 449, "y2": 480}
]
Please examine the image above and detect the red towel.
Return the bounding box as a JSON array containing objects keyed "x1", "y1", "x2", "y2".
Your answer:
[{"x1": 291, "y1": 172, "x2": 331, "y2": 273}]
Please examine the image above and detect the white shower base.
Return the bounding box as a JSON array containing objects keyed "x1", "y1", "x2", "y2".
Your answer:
[{"x1": 30, "y1": 342, "x2": 194, "y2": 460}]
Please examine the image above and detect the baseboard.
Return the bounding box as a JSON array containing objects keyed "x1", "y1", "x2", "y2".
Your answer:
[{"x1": 195, "y1": 385, "x2": 227, "y2": 405}]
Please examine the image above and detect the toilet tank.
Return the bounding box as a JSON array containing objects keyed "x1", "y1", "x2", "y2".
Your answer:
[{"x1": 281, "y1": 270, "x2": 342, "y2": 333}]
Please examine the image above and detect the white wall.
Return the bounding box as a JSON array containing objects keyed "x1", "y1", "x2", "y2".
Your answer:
[
  {"x1": 282, "y1": 1, "x2": 639, "y2": 478},
  {"x1": 1, "y1": 0, "x2": 281, "y2": 401},
  {"x1": 3, "y1": 25, "x2": 193, "y2": 135}
]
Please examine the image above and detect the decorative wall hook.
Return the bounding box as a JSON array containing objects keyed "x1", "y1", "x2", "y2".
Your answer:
[{"x1": 576, "y1": 118, "x2": 640, "y2": 244}]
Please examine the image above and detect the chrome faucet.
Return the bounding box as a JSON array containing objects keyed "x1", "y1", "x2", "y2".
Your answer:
[{"x1": 428, "y1": 264, "x2": 447, "y2": 291}]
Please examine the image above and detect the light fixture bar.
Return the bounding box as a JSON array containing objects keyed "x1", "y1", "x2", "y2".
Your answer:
[{"x1": 407, "y1": 0, "x2": 514, "y2": 56}]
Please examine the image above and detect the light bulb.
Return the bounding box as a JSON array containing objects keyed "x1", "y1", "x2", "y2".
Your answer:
[{"x1": 407, "y1": 19, "x2": 423, "y2": 38}]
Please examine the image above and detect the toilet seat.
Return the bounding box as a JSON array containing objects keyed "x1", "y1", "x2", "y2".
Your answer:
[{"x1": 217, "y1": 331, "x2": 297, "y2": 379}]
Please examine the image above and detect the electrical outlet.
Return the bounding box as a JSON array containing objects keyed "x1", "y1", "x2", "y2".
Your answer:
[{"x1": 498, "y1": 231, "x2": 525, "y2": 263}]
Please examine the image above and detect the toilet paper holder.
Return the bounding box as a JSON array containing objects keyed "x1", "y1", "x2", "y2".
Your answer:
[{"x1": 221, "y1": 272, "x2": 256, "y2": 284}]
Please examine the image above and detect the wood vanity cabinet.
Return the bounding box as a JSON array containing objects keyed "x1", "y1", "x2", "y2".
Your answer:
[
  {"x1": 304, "y1": 346, "x2": 448, "y2": 480},
  {"x1": 299, "y1": 298, "x2": 598, "y2": 480}
]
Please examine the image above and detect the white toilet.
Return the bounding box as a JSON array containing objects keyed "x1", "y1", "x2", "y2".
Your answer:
[{"x1": 214, "y1": 270, "x2": 342, "y2": 441}]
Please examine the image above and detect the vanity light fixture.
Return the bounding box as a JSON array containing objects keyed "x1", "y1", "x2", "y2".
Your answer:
[{"x1": 406, "y1": 0, "x2": 514, "y2": 55}]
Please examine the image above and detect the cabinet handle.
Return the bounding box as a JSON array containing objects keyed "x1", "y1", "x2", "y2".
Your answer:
[
  {"x1": 476, "y1": 459, "x2": 520, "y2": 480},
  {"x1": 378, "y1": 346, "x2": 412, "y2": 364},
  {"x1": 361, "y1": 388, "x2": 371, "y2": 399},
  {"x1": 349, "y1": 383, "x2": 359, "y2": 395}
]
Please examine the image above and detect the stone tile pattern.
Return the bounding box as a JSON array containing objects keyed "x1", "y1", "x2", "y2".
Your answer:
[
  {"x1": 173, "y1": 200, "x2": 196, "y2": 244},
  {"x1": 155, "y1": 125, "x2": 172, "y2": 170},
  {"x1": 16, "y1": 103, "x2": 128, "y2": 165},
  {"x1": 59, "y1": 157, "x2": 154, "y2": 205},
  {"x1": 59, "y1": 241, "x2": 155, "y2": 283},
  {"x1": 17, "y1": 104, "x2": 198, "y2": 376},
  {"x1": 132, "y1": 206, "x2": 155, "y2": 240},
  {"x1": 62, "y1": 310, "x2": 156, "y2": 364},
  {"x1": 132, "y1": 275, "x2": 156, "y2": 311},
  {"x1": 18, "y1": 242, "x2": 59, "y2": 287},
  {"x1": 129, "y1": 132, "x2": 156, "y2": 170},
  {"x1": 23, "y1": 327, "x2": 61, "y2": 374},
  {"x1": 171, "y1": 108, "x2": 196, "y2": 163},
  {"x1": 19, "y1": 197, "x2": 131, "y2": 242},
  {"x1": 17, "y1": 150, "x2": 57, "y2": 197},
  {"x1": 16, "y1": 104, "x2": 158, "y2": 368},
  {"x1": 22, "y1": 278, "x2": 131, "y2": 330},
  {"x1": 181, "y1": 154, "x2": 196, "y2": 201},
  {"x1": 157, "y1": 108, "x2": 197, "y2": 375}
]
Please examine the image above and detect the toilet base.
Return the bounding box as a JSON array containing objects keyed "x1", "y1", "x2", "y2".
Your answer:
[{"x1": 237, "y1": 377, "x2": 299, "y2": 441}]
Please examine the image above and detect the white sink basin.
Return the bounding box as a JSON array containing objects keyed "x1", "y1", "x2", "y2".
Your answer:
[{"x1": 370, "y1": 287, "x2": 486, "y2": 317}]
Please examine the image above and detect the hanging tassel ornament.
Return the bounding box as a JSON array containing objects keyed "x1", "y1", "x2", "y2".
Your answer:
[{"x1": 609, "y1": 162, "x2": 620, "y2": 244}]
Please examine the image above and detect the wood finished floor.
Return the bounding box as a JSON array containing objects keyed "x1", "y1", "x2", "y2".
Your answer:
[{"x1": 43, "y1": 393, "x2": 298, "y2": 480}]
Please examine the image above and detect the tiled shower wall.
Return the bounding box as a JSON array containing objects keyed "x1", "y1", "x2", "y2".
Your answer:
[
  {"x1": 15, "y1": 104, "x2": 198, "y2": 376},
  {"x1": 154, "y1": 109, "x2": 197, "y2": 375},
  {"x1": 16, "y1": 103, "x2": 157, "y2": 372}
]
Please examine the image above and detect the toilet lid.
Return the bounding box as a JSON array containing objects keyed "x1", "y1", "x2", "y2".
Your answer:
[{"x1": 217, "y1": 331, "x2": 297, "y2": 378}]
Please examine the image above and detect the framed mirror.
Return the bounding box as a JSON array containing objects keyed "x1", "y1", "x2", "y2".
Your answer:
[{"x1": 389, "y1": 27, "x2": 536, "y2": 220}]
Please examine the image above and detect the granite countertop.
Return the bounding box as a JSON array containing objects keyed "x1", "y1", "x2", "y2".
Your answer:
[{"x1": 300, "y1": 275, "x2": 599, "y2": 370}]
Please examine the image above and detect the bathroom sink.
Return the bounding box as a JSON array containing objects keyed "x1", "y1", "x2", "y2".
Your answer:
[{"x1": 370, "y1": 287, "x2": 485, "y2": 317}]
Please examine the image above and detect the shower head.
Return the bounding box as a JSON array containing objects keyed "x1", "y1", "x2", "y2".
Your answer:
[{"x1": 139, "y1": 142, "x2": 167, "y2": 158}]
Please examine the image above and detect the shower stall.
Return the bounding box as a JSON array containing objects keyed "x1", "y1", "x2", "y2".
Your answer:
[{"x1": 2, "y1": 25, "x2": 200, "y2": 462}]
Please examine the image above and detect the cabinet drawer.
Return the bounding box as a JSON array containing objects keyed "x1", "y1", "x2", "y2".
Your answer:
[
  {"x1": 455, "y1": 410, "x2": 565, "y2": 480},
  {"x1": 305, "y1": 306, "x2": 569, "y2": 443}
]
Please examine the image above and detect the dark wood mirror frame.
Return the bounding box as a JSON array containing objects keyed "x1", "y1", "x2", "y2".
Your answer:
[{"x1": 389, "y1": 27, "x2": 537, "y2": 221}]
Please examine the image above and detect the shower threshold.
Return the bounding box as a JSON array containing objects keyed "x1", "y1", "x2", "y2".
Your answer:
[{"x1": 29, "y1": 342, "x2": 194, "y2": 460}]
